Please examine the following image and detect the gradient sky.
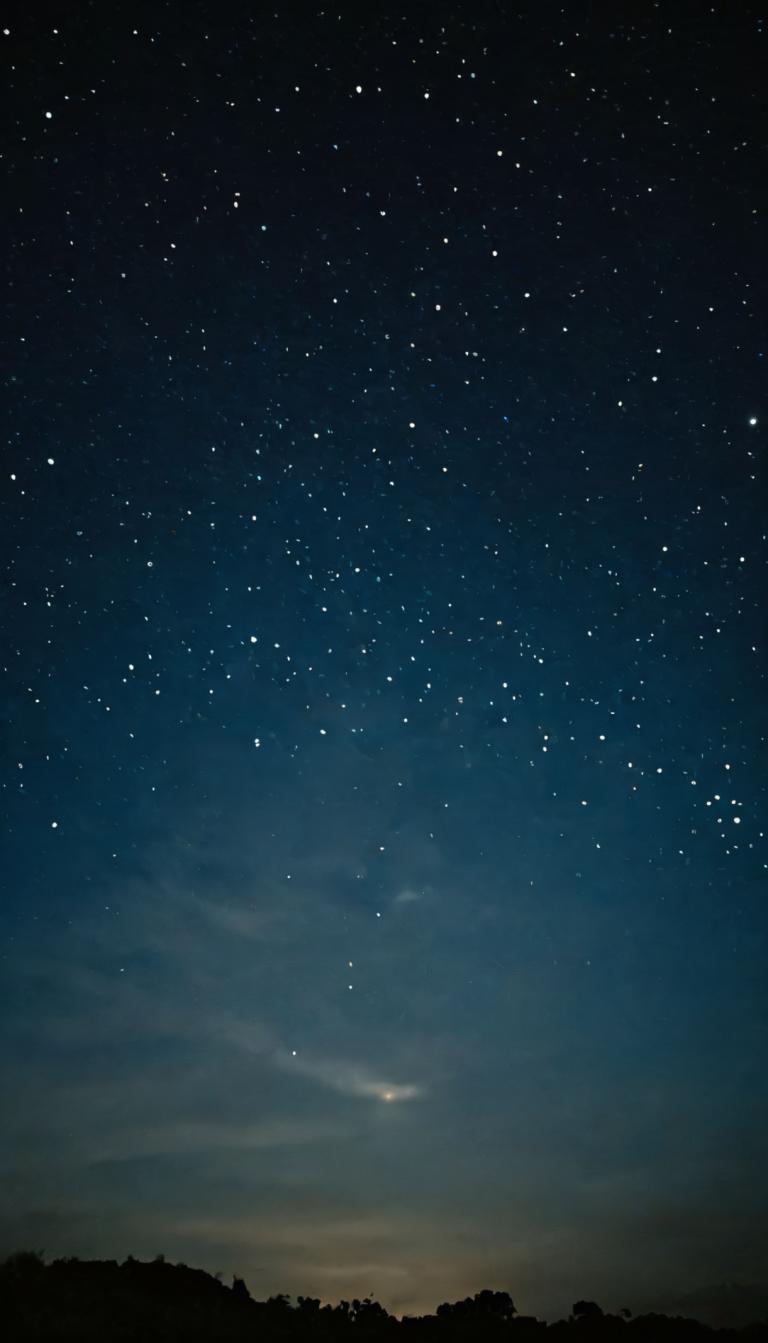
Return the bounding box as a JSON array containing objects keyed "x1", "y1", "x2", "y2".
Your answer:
[{"x1": 1, "y1": 0, "x2": 766, "y2": 1324}]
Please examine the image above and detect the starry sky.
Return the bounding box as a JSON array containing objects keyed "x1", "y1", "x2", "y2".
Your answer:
[{"x1": 1, "y1": 0, "x2": 766, "y2": 1324}]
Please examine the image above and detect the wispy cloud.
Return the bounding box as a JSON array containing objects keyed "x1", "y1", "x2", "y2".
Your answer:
[
  {"x1": 87, "y1": 1117, "x2": 352, "y2": 1163},
  {"x1": 274, "y1": 1050, "x2": 424, "y2": 1103},
  {"x1": 393, "y1": 886, "x2": 424, "y2": 906}
]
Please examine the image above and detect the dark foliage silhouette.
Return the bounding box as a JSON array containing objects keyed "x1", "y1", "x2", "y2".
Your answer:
[
  {"x1": 1, "y1": 1252, "x2": 766, "y2": 1342},
  {"x1": 572, "y1": 1303, "x2": 604, "y2": 1320}
]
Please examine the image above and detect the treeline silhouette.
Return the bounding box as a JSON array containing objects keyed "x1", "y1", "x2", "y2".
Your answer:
[{"x1": 1, "y1": 1251, "x2": 766, "y2": 1342}]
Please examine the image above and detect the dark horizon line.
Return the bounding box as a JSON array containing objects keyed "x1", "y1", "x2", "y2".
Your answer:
[{"x1": 3, "y1": 1250, "x2": 767, "y2": 1331}]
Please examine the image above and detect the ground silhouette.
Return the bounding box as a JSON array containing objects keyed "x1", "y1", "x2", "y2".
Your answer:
[{"x1": 1, "y1": 1252, "x2": 766, "y2": 1341}]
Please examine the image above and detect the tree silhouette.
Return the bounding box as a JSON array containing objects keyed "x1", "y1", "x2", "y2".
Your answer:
[
  {"x1": 232, "y1": 1273, "x2": 251, "y2": 1301},
  {"x1": 573, "y1": 1301, "x2": 605, "y2": 1321},
  {"x1": 437, "y1": 1289, "x2": 517, "y2": 1321},
  {"x1": 0, "y1": 1251, "x2": 765, "y2": 1342}
]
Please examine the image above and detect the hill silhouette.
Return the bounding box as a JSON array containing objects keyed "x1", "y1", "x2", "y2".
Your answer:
[{"x1": 1, "y1": 1252, "x2": 767, "y2": 1342}]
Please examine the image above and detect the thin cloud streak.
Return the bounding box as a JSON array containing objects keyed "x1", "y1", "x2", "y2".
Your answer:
[
  {"x1": 86, "y1": 1118, "x2": 354, "y2": 1163},
  {"x1": 275, "y1": 1050, "x2": 424, "y2": 1103}
]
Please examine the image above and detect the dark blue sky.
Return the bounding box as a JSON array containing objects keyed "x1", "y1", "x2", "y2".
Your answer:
[{"x1": 1, "y1": 0, "x2": 765, "y2": 1323}]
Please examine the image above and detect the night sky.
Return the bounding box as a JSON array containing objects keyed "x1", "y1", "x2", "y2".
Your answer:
[{"x1": 2, "y1": 0, "x2": 766, "y2": 1325}]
